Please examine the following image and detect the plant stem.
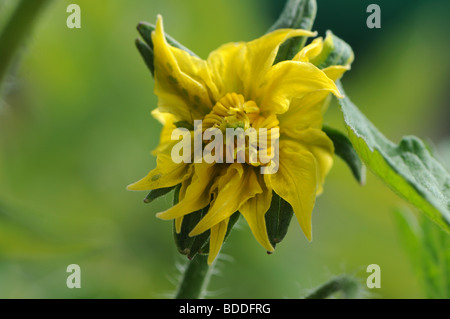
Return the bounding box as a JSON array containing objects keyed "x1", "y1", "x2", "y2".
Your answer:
[
  {"x1": 0, "y1": 0, "x2": 51, "y2": 86},
  {"x1": 304, "y1": 275, "x2": 362, "y2": 299},
  {"x1": 175, "y1": 254, "x2": 212, "y2": 299}
]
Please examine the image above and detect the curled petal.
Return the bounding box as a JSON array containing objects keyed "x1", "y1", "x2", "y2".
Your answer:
[
  {"x1": 207, "y1": 219, "x2": 229, "y2": 265},
  {"x1": 156, "y1": 163, "x2": 220, "y2": 220},
  {"x1": 257, "y1": 61, "x2": 342, "y2": 114},
  {"x1": 295, "y1": 129, "x2": 334, "y2": 195},
  {"x1": 293, "y1": 37, "x2": 323, "y2": 62},
  {"x1": 152, "y1": 15, "x2": 213, "y2": 121},
  {"x1": 207, "y1": 42, "x2": 246, "y2": 100},
  {"x1": 265, "y1": 139, "x2": 324, "y2": 240},
  {"x1": 239, "y1": 176, "x2": 274, "y2": 252},
  {"x1": 242, "y1": 28, "x2": 317, "y2": 99},
  {"x1": 278, "y1": 91, "x2": 330, "y2": 132},
  {"x1": 323, "y1": 65, "x2": 351, "y2": 82},
  {"x1": 190, "y1": 164, "x2": 262, "y2": 236},
  {"x1": 127, "y1": 146, "x2": 190, "y2": 191}
]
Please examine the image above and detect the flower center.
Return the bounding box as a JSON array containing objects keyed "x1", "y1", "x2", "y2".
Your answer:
[
  {"x1": 202, "y1": 93, "x2": 280, "y2": 168},
  {"x1": 203, "y1": 93, "x2": 279, "y2": 132}
]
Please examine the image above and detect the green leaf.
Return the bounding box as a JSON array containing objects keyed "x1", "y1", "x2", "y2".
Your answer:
[
  {"x1": 393, "y1": 208, "x2": 449, "y2": 299},
  {"x1": 323, "y1": 125, "x2": 365, "y2": 185},
  {"x1": 265, "y1": 192, "x2": 294, "y2": 249},
  {"x1": 337, "y1": 81, "x2": 450, "y2": 234},
  {"x1": 268, "y1": 0, "x2": 317, "y2": 63},
  {"x1": 310, "y1": 31, "x2": 354, "y2": 69},
  {"x1": 143, "y1": 185, "x2": 175, "y2": 203}
]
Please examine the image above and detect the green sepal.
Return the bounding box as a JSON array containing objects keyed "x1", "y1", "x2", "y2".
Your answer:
[
  {"x1": 323, "y1": 125, "x2": 366, "y2": 185},
  {"x1": 337, "y1": 81, "x2": 450, "y2": 234},
  {"x1": 268, "y1": 0, "x2": 317, "y2": 64},
  {"x1": 143, "y1": 185, "x2": 175, "y2": 204},
  {"x1": 172, "y1": 184, "x2": 207, "y2": 256},
  {"x1": 174, "y1": 120, "x2": 194, "y2": 131},
  {"x1": 135, "y1": 38, "x2": 154, "y2": 76},
  {"x1": 310, "y1": 31, "x2": 354, "y2": 69},
  {"x1": 172, "y1": 183, "x2": 181, "y2": 205},
  {"x1": 174, "y1": 205, "x2": 210, "y2": 257},
  {"x1": 265, "y1": 192, "x2": 294, "y2": 249}
]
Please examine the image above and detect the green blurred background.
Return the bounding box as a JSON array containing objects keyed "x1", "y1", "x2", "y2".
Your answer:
[{"x1": 0, "y1": 0, "x2": 449, "y2": 298}]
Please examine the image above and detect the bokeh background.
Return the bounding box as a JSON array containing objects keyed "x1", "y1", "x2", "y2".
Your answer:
[{"x1": 0, "y1": 0, "x2": 449, "y2": 298}]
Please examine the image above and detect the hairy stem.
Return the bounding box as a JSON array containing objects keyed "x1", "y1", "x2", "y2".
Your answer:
[
  {"x1": 175, "y1": 254, "x2": 212, "y2": 299},
  {"x1": 304, "y1": 275, "x2": 363, "y2": 299}
]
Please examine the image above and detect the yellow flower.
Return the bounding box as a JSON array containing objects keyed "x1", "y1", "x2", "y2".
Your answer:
[{"x1": 128, "y1": 15, "x2": 351, "y2": 264}]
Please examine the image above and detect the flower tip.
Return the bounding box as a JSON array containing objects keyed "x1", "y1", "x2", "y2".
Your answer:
[
  {"x1": 188, "y1": 229, "x2": 199, "y2": 237},
  {"x1": 155, "y1": 14, "x2": 163, "y2": 25},
  {"x1": 155, "y1": 212, "x2": 165, "y2": 219},
  {"x1": 126, "y1": 183, "x2": 136, "y2": 191},
  {"x1": 334, "y1": 88, "x2": 345, "y2": 99},
  {"x1": 136, "y1": 21, "x2": 146, "y2": 30}
]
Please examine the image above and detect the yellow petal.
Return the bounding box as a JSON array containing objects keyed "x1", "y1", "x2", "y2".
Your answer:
[
  {"x1": 151, "y1": 109, "x2": 177, "y2": 155},
  {"x1": 323, "y1": 65, "x2": 351, "y2": 82},
  {"x1": 156, "y1": 163, "x2": 220, "y2": 220},
  {"x1": 239, "y1": 176, "x2": 274, "y2": 252},
  {"x1": 175, "y1": 216, "x2": 184, "y2": 234},
  {"x1": 257, "y1": 61, "x2": 342, "y2": 114},
  {"x1": 242, "y1": 28, "x2": 317, "y2": 99},
  {"x1": 278, "y1": 91, "x2": 330, "y2": 132},
  {"x1": 127, "y1": 148, "x2": 190, "y2": 191},
  {"x1": 207, "y1": 42, "x2": 246, "y2": 100},
  {"x1": 293, "y1": 32, "x2": 352, "y2": 81},
  {"x1": 293, "y1": 37, "x2": 323, "y2": 62},
  {"x1": 265, "y1": 139, "x2": 320, "y2": 240},
  {"x1": 151, "y1": 108, "x2": 174, "y2": 125},
  {"x1": 277, "y1": 65, "x2": 350, "y2": 133},
  {"x1": 207, "y1": 218, "x2": 229, "y2": 265},
  {"x1": 152, "y1": 15, "x2": 213, "y2": 121},
  {"x1": 190, "y1": 164, "x2": 262, "y2": 236},
  {"x1": 290, "y1": 128, "x2": 334, "y2": 195}
]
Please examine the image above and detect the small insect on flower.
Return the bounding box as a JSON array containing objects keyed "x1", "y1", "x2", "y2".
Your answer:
[{"x1": 128, "y1": 15, "x2": 352, "y2": 264}]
